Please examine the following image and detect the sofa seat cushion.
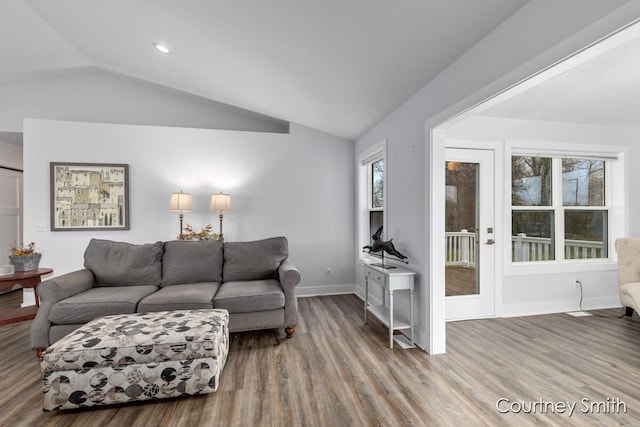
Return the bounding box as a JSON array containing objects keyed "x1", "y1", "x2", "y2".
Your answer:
[
  {"x1": 138, "y1": 282, "x2": 220, "y2": 313},
  {"x1": 49, "y1": 285, "x2": 157, "y2": 324},
  {"x1": 620, "y1": 282, "x2": 640, "y2": 307},
  {"x1": 84, "y1": 239, "x2": 163, "y2": 287},
  {"x1": 620, "y1": 282, "x2": 640, "y2": 296},
  {"x1": 214, "y1": 280, "x2": 285, "y2": 314},
  {"x1": 223, "y1": 237, "x2": 288, "y2": 282},
  {"x1": 162, "y1": 240, "x2": 223, "y2": 286}
]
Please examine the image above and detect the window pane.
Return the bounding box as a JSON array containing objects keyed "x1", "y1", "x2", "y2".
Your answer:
[
  {"x1": 562, "y1": 159, "x2": 604, "y2": 206},
  {"x1": 512, "y1": 156, "x2": 552, "y2": 206},
  {"x1": 512, "y1": 211, "x2": 555, "y2": 261},
  {"x1": 371, "y1": 159, "x2": 384, "y2": 208},
  {"x1": 369, "y1": 211, "x2": 383, "y2": 245},
  {"x1": 445, "y1": 162, "x2": 477, "y2": 233},
  {"x1": 564, "y1": 211, "x2": 607, "y2": 259}
]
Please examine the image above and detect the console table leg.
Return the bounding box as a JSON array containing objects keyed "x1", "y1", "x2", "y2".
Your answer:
[
  {"x1": 410, "y1": 288, "x2": 414, "y2": 346},
  {"x1": 364, "y1": 277, "x2": 369, "y2": 323},
  {"x1": 389, "y1": 290, "x2": 394, "y2": 349}
]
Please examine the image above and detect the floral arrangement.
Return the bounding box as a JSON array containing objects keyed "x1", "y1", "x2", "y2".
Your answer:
[
  {"x1": 10, "y1": 241, "x2": 40, "y2": 256},
  {"x1": 178, "y1": 224, "x2": 219, "y2": 241}
]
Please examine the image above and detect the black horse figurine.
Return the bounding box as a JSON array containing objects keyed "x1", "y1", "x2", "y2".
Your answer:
[{"x1": 362, "y1": 226, "x2": 407, "y2": 260}]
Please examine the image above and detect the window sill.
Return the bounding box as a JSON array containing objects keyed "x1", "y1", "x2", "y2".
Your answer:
[{"x1": 506, "y1": 259, "x2": 617, "y2": 276}]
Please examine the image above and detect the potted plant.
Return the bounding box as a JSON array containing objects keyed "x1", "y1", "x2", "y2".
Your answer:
[
  {"x1": 177, "y1": 224, "x2": 219, "y2": 241},
  {"x1": 9, "y1": 241, "x2": 42, "y2": 272}
]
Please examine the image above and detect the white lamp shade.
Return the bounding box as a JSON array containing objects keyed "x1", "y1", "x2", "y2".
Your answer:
[
  {"x1": 169, "y1": 191, "x2": 192, "y2": 212},
  {"x1": 210, "y1": 192, "x2": 231, "y2": 212}
]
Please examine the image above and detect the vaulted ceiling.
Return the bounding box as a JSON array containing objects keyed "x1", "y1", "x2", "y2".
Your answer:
[
  {"x1": 480, "y1": 26, "x2": 640, "y2": 129},
  {"x1": 2, "y1": 0, "x2": 528, "y2": 140}
]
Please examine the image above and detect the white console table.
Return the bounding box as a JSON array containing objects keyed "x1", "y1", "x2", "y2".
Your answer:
[{"x1": 363, "y1": 262, "x2": 415, "y2": 349}]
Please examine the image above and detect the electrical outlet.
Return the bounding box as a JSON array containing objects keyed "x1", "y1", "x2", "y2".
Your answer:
[
  {"x1": 326, "y1": 268, "x2": 332, "y2": 277},
  {"x1": 574, "y1": 280, "x2": 581, "y2": 289}
]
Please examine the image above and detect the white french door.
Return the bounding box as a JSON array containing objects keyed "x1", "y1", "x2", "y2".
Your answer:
[{"x1": 445, "y1": 148, "x2": 495, "y2": 320}]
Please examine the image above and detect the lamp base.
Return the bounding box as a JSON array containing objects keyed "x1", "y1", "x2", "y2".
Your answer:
[{"x1": 218, "y1": 213, "x2": 224, "y2": 242}]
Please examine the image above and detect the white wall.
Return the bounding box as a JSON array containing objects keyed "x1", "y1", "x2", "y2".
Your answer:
[
  {"x1": 447, "y1": 116, "x2": 638, "y2": 316},
  {"x1": 354, "y1": 0, "x2": 640, "y2": 353},
  {"x1": 0, "y1": 69, "x2": 287, "y2": 134},
  {"x1": 23, "y1": 119, "x2": 355, "y2": 295}
]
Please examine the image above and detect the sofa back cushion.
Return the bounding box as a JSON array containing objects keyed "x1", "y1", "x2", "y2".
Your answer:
[
  {"x1": 84, "y1": 239, "x2": 163, "y2": 287},
  {"x1": 223, "y1": 237, "x2": 288, "y2": 282},
  {"x1": 162, "y1": 240, "x2": 223, "y2": 286}
]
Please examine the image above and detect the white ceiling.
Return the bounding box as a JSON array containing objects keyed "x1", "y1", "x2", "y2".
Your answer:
[
  {"x1": 480, "y1": 26, "x2": 640, "y2": 129},
  {"x1": 2, "y1": 0, "x2": 528, "y2": 140}
]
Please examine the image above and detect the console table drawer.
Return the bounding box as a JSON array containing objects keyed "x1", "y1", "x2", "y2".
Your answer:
[{"x1": 364, "y1": 266, "x2": 386, "y2": 284}]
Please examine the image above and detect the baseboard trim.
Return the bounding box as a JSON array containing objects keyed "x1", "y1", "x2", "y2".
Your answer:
[
  {"x1": 501, "y1": 296, "x2": 622, "y2": 318},
  {"x1": 297, "y1": 284, "x2": 355, "y2": 297}
]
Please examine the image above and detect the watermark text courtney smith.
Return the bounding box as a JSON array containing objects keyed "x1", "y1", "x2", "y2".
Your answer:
[{"x1": 496, "y1": 397, "x2": 627, "y2": 417}]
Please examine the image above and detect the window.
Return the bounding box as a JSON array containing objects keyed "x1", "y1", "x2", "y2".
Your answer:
[
  {"x1": 359, "y1": 140, "x2": 386, "y2": 257},
  {"x1": 368, "y1": 158, "x2": 384, "y2": 245},
  {"x1": 511, "y1": 155, "x2": 608, "y2": 262}
]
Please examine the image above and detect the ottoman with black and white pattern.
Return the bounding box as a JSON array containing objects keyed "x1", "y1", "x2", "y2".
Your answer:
[{"x1": 40, "y1": 309, "x2": 229, "y2": 411}]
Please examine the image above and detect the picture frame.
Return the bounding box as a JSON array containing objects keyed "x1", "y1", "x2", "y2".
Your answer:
[{"x1": 50, "y1": 162, "x2": 129, "y2": 231}]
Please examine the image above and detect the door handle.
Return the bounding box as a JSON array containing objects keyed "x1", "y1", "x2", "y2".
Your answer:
[{"x1": 485, "y1": 239, "x2": 495, "y2": 245}]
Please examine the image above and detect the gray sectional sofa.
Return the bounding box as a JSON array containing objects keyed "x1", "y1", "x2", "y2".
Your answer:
[{"x1": 31, "y1": 236, "x2": 300, "y2": 353}]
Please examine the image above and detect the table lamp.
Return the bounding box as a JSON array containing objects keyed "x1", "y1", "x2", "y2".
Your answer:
[
  {"x1": 169, "y1": 191, "x2": 192, "y2": 235},
  {"x1": 210, "y1": 192, "x2": 231, "y2": 241}
]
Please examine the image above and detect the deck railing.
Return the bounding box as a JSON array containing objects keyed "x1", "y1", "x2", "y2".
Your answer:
[
  {"x1": 445, "y1": 231, "x2": 606, "y2": 265},
  {"x1": 445, "y1": 230, "x2": 475, "y2": 267},
  {"x1": 564, "y1": 239, "x2": 605, "y2": 260},
  {"x1": 511, "y1": 233, "x2": 605, "y2": 261},
  {"x1": 511, "y1": 234, "x2": 551, "y2": 262}
]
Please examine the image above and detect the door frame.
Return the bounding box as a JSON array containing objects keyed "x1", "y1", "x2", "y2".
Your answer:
[
  {"x1": 429, "y1": 136, "x2": 504, "y2": 353},
  {"x1": 444, "y1": 147, "x2": 496, "y2": 321}
]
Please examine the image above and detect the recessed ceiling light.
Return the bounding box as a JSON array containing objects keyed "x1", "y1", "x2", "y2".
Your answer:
[{"x1": 152, "y1": 42, "x2": 171, "y2": 55}]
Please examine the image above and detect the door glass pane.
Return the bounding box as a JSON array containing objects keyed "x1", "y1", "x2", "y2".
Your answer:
[
  {"x1": 445, "y1": 161, "x2": 479, "y2": 296},
  {"x1": 564, "y1": 210, "x2": 607, "y2": 259},
  {"x1": 512, "y1": 211, "x2": 555, "y2": 261}
]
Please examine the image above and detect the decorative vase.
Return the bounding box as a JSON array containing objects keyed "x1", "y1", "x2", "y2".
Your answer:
[{"x1": 8, "y1": 253, "x2": 42, "y2": 272}]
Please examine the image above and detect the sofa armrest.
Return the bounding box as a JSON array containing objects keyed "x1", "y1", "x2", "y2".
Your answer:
[
  {"x1": 279, "y1": 259, "x2": 301, "y2": 288},
  {"x1": 36, "y1": 268, "x2": 95, "y2": 302},
  {"x1": 31, "y1": 268, "x2": 95, "y2": 351},
  {"x1": 279, "y1": 259, "x2": 300, "y2": 330}
]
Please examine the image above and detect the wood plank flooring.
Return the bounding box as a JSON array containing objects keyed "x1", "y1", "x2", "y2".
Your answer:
[
  {"x1": 0, "y1": 288, "x2": 22, "y2": 311},
  {"x1": 1, "y1": 294, "x2": 640, "y2": 426},
  {"x1": 445, "y1": 266, "x2": 476, "y2": 296}
]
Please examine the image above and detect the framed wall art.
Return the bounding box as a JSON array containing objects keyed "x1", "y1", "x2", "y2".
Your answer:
[{"x1": 50, "y1": 162, "x2": 129, "y2": 231}]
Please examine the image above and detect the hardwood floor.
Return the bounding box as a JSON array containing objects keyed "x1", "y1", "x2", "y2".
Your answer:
[
  {"x1": 445, "y1": 266, "x2": 476, "y2": 296},
  {"x1": 0, "y1": 288, "x2": 22, "y2": 311},
  {"x1": 1, "y1": 294, "x2": 640, "y2": 426}
]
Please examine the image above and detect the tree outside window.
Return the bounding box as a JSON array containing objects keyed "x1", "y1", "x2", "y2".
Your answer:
[{"x1": 370, "y1": 159, "x2": 384, "y2": 244}]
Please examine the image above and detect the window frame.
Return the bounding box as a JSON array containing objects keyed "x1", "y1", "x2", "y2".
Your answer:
[
  {"x1": 358, "y1": 140, "x2": 386, "y2": 262},
  {"x1": 512, "y1": 156, "x2": 610, "y2": 263},
  {"x1": 505, "y1": 141, "x2": 625, "y2": 276},
  {"x1": 368, "y1": 158, "x2": 384, "y2": 242}
]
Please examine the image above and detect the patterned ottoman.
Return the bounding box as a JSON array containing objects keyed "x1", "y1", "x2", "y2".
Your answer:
[{"x1": 40, "y1": 309, "x2": 229, "y2": 411}]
